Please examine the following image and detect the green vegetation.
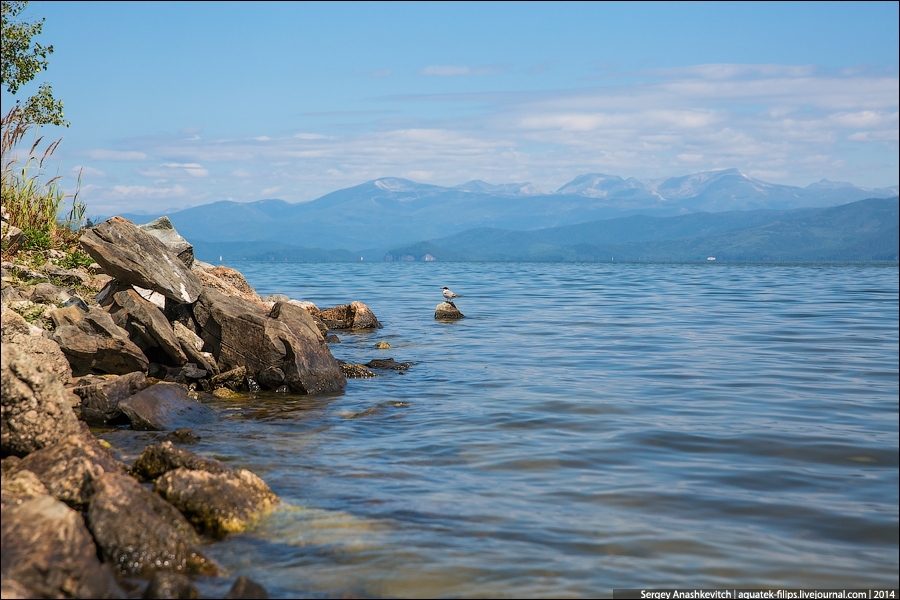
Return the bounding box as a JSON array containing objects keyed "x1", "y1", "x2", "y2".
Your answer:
[{"x1": 2, "y1": 0, "x2": 86, "y2": 263}]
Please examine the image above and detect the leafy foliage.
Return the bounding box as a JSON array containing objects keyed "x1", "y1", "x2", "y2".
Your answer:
[{"x1": 1, "y1": 1, "x2": 67, "y2": 126}]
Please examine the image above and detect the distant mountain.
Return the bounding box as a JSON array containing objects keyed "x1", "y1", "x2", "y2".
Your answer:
[
  {"x1": 113, "y1": 169, "x2": 899, "y2": 251},
  {"x1": 380, "y1": 197, "x2": 899, "y2": 262}
]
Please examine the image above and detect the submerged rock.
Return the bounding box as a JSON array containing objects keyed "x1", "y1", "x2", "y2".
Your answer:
[
  {"x1": 1, "y1": 344, "x2": 81, "y2": 457},
  {"x1": 86, "y1": 471, "x2": 216, "y2": 577},
  {"x1": 364, "y1": 358, "x2": 414, "y2": 370},
  {"x1": 141, "y1": 570, "x2": 200, "y2": 600},
  {"x1": 132, "y1": 441, "x2": 226, "y2": 482},
  {"x1": 435, "y1": 301, "x2": 464, "y2": 320},
  {"x1": 340, "y1": 362, "x2": 377, "y2": 379},
  {"x1": 80, "y1": 217, "x2": 203, "y2": 304},
  {"x1": 118, "y1": 383, "x2": 219, "y2": 431},
  {"x1": 224, "y1": 576, "x2": 269, "y2": 599}
]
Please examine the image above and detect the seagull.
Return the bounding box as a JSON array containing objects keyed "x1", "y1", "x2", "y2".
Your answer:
[{"x1": 442, "y1": 286, "x2": 461, "y2": 302}]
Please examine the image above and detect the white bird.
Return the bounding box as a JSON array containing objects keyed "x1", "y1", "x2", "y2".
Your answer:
[{"x1": 442, "y1": 286, "x2": 461, "y2": 301}]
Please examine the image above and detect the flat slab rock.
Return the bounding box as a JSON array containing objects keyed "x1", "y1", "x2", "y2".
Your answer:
[
  {"x1": 80, "y1": 216, "x2": 202, "y2": 304},
  {"x1": 364, "y1": 358, "x2": 414, "y2": 370},
  {"x1": 118, "y1": 382, "x2": 219, "y2": 431}
]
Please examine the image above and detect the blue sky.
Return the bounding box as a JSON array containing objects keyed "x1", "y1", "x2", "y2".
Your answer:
[{"x1": 4, "y1": 1, "x2": 898, "y2": 215}]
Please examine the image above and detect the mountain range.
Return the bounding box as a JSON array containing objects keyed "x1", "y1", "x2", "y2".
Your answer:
[{"x1": 115, "y1": 169, "x2": 898, "y2": 251}]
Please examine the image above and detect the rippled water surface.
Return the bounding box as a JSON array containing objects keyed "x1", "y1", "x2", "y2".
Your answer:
[{"x1": 110, "y1": 262, "x2": 900, "y2": 597}]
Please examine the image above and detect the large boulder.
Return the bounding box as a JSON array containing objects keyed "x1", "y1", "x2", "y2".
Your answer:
[
  {"x1": 86, "y1": 471, "x2": 216, "y2": 577},
  {"x1": 106, "y1": 288, "x2": 188, "y2": 366},
  {"x1": 6, "y1": 431, "x2": 125, "y2": 510},
  {"x1": 80, "y1": 217, "x2": 202, "y2": 304},
  {"x1": 118, "y1": 383, "x2": 218, "y2": 431},
  {"x1": 50, "y1": 307, "x2": 149, "y2": 376},
  {"x1": 139, "y1": 215, "x2": 195, "y2": 268},
  {"x1": 193, "y1": 289, "x2": 345, "y2": 394},
  {"x1": 1, "y1": 473, "x2": 123, "y2": 598},
  {"x1": 71, "y1": 371, "x2": 149, "y2": 424},
  {"x1": 1, "y1": 344, "x2": 81, "y2": 458},
  {"x1": 1, "y1": 305, "x2": 72, "y2": 381},
  {"x1": 313, "y1": 301, "x2": 381, "y2": 330}
]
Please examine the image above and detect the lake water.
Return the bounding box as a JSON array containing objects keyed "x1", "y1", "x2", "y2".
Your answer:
[{"x1": 104, "y1": 262, "x2": 899, "y2": 597}]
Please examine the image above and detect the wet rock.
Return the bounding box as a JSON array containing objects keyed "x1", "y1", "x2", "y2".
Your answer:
[
  {"x1": 212, "y1": 387, "x2": 243, "y2": 399},
  {"x1": 132, "y1": 440, "x2": 226, "y2": 482},
  {"x1": 7, "y1": 431, "x2": 125, "y2": 509},
  {"x1": 374, "y1": 341, "x2": 391, "y2": 349},
  {"x1": 86, "y1": 471, "x2": 216, "y2": 577},
  {"x1": 313, "y1": 301, "x2": 381, "y2": 330},
  {"x1": 2, "y1": 484, "x2": 123, "y2": 598},
  {"x1": 108, "y1": 288, "x2": 188, "y2": 366},
  {"x1": 142, "y1": 570, "x2": 200, "y2": 599},
  {"x1": 435, "y1": 301, "x2": 464, "y2": 319},
  {"x1": 118, "y1": 383, "x2": 219, "y2": 431},
  {"x1": 50, "y1": 307, "x2": 149, "y2": 376},
  {"x1": 340, "y1": 362, "x2": 377, "y2": 378},
  {"x1": 71, "y1": 370, "x2": 149, "y2": 424},
  {"x1": 324, "y1": 334, "x2": 340, "y2": 343},
  {"x1": 139, "y1": 216, "x2": 195, "y2": 268},
  {"x1": 193, "y1": 289, "x2": 345, "y2": 394},
  {"x1": 210, "y1": 366, "x2": 247, "y2": 391},
  {"x1": 80, "y1": 217, "x2": 203, "y2": 304},
  {"x1": 2, "y1": 305, "x2": 72, "y2": 381},
  {"x1": 166, "y1": 427, "x2": 201, "y2": 444},
  {"x1": 1, "y1": 344, "x2": 81, "y2": 457},
  {"x1": 224, "y1": 576, "x2": 268, "y2": 599},
  {"x1": 155, "y1": 467, "x2": 279, "y2": 538},
  {"x1": 364, "y1": 358, "x2": 414, "y2": 370}
]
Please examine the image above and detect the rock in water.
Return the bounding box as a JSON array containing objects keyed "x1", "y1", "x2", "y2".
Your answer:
[
  {"x1": 80, "y1": 217, "x2": 202, "y2": 304},
  {"x1": 435, "y1": 301, "x2": 464, "y2": 320},
  {"x1": 1, "y1": 344, "x2": 81, "y2": 457},
  {"x1": 86, "y1": 472, "x2": 216, "y2": 577},
  {"x1": 193, "y1": 289, "x2": 345, "y2": 394},
  {"x1": 139, "y1": 215, "x2": 195, "y2": 268},
  {"x1": 118, "y1": 383, "x2": 219, "y2": 431}
]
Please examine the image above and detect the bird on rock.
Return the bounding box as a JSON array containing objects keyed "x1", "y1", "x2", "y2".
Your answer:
[{"x1": 442, "y1": 286, "x2": 461, "y2": 302}]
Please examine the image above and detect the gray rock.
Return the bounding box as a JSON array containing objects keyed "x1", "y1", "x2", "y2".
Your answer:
[
  {"x1": 1, "y1": 221, "x2": 24, "y2": 254},
  {"x1": 108, "y1": 288, "x2": 188, "y2": 366},
  {"x1": 2, "y1": 306, "x2": 72, "y2": 382},
  {"x1": 1, "y1": 344, "x2": 81, "y2": 457},
  {"x1": 40, "y1": 263, "x2": 88, "y2": 286},
  {"x1": 155, "y1": 467, "x2": 279, "y2": 538},
  {"x1": 142, "y1": 570, "x2": 200, "y2": 599},
  {"x1": 118, "y1": 383, "x2": 219, "y2": 431},
  {"x1": 224, "y1": 576, "x2": 269, "y2": 599},
  {"x1": 71, "y1": 370, "x2": 149, "y2": 424},
  {"x1": 270, "y1": 300, "x2": 324, "y2": 342},
  {"x1": 194, "y1": 289, "x2": 345, "y2": 394},
  {"x1": 1, "y1": 484, "x2": 123, "y2": 598},
  {"x1": 364, "y1": 358, "x2": 413, "y2": 370},
  {"x1": 7, "y1": 431, "x2": 125, "y2": 509},
  {"x1": 139, "y1": 216, "x2": 195, "y2": 268},
  {"x1": 86, "y1": 471, "x2": 217, "y2": 577},
  {"x1": 80, "y1": 217, "x2": 203, "y2": 304},
  {"x1": 435, "y1": 301, "x2": 465, "y2": 320},
  {"x1": 29, "y1": 282, "x2": 66, "y2": 304},
  {"x1": 50, "y1": 307, "x2": 150, "y2": 376}
]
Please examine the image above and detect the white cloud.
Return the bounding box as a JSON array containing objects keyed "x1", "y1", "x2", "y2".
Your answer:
[
  {"x1": 68, "y1": 165, "x2": 108, "y2": 178},
  {"x1": 84, "y1": 149, "x2": 148, "y2": 161}
]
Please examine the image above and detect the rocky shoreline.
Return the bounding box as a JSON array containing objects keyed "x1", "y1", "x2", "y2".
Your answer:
[{"x1": 1, "y1": 215, "x2": 388, "y2": 598}]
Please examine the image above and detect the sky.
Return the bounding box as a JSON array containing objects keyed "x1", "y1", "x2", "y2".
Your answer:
[{"x1": 3, "y1": 1, "x2": 898, "y2": 216}]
